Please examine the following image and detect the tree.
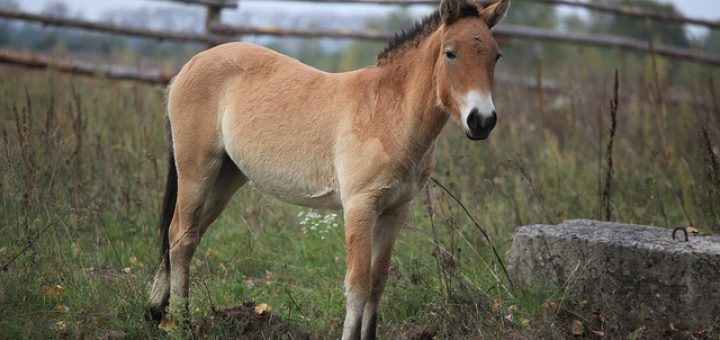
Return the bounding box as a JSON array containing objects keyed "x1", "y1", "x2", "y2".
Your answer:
[
  {"x1": 503, "y1": 1, "x2": 557, "y2": 29},
  {"x1": 590, "y1": 0, "x2": 690, "y2": 48},
  {"x1": 705, "y1": 30, "x2": 720, "y2": 55},
  {"x1": 0, "y1": 0, "x2": 19, "y2": 45},
  {"x1": 41, "y1": 1, "x2": 70, "y2": 18}
]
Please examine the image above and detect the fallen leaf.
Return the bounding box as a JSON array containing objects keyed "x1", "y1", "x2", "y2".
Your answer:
[
  {"x1": 44, "y1": 285, "x2": 66, "y2": 299},
  {"x1": 685, "y1": 226, "x2": 699, "y2": 234},
  {"x1": 205, "y1": 248, "x2": 215, "y2": 258},
  {"x1": 593, "y1": 311, "x2": 606, "y2": 322},
  {"x1": 668, "y1": 322, "x2": 676, "y2": 331},
  {"x1": 54, "y1": 304, "x2": 69, "y2": 313},
  {"x1": 0, "y1": 246, "x2": 7, "y2": 255},
  {"x1": 542, "y1": 300, "x2": 558, "y2": 317},
  {"x1": 520, "y1": 317, "x2": 530, "y2": 327},
  {"x1": 508, "y1": 304, "x2": 518, "y2": 313},
  {"x1": 158, "y1": 316, "x2": 174, "y2": 331},
  {"x1": 591, "y1": 330, "x2": 605, "y2": 337},
  {"x1": 491, "y1": 298, "x2": 502, "y2": 313},
  {"x1": 571, "y1": 320, "x2": 584, "y2": 335},
  {"x1": 50, "y1": 320, "x2": 67, "y2": 331},
  {"x1": 504, "y1": 314, "x2": 514, "y2": 323},
  {"x1": 122, "y1": 267, "x2": 132, "y2": 274},
  {"x1": 255, "y1": 303, "x2": 271, "y2": 315}
]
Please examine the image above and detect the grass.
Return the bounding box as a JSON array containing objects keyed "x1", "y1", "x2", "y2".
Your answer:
[{"x1": 0, "y1": 48, "x2": 719, "y2": 339}]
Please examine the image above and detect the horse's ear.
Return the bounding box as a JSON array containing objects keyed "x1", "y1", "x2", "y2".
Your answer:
[
  {"x1": 481, "y1": 0, "x2": 510, "y2": 29},
  {"x1": 440, "y1": 0, "x2": 461, "y2": 25}
]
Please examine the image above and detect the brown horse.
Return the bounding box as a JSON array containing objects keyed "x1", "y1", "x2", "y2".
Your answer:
[{"x1": 146, "y1": 0, "x2": 509, "y2": 338}]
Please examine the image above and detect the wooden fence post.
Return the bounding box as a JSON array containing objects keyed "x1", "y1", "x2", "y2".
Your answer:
[{"x1": 205, "y1": 4, "x2": 222, "y2": 47}]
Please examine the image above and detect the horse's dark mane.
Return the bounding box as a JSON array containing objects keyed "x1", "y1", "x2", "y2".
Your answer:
[{"x1": 376, "y1": 4, "x2": 481, "y2": 65}]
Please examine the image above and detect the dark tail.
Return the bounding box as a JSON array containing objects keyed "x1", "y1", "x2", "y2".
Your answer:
[{"x1": 159, "y1": 118, "x2": 177, "y2": 272}]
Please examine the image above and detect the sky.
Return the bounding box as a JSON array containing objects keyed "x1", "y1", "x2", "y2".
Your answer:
[{"x1": 12, "y1": 0, "x2": 720, "y2": 38}]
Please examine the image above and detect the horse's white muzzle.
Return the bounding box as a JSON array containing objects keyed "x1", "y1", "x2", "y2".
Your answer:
[{"x1": 460, "y1": 90, "x2": 497, "y2": 140}]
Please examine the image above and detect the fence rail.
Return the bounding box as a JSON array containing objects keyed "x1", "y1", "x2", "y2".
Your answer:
[
  {"x1": 0, "y1": 8, "x2": 228, "y2": 45},
  {"x1": 496, "y1": 26, "x2": 720, "y2": 66},
  {"x1": 0, "y1": 49, "x2": 174, "y2": 84},
  {"x1": 241, "y1": 0, "x2": 720, "y2": 30},
  {"x1": 531, "y1": 0, "x2": 720, "y2": 30},
  {"x1": 152, "y1": 0, "x2": 238, "y2": 8}
]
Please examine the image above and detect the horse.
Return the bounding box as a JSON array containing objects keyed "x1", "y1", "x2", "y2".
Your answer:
[{"x1": 146, "y1": 0, "x2": 510, "y2": 338}]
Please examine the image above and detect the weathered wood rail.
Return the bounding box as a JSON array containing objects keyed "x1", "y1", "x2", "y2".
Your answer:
[{"x1": 243, "y1": 0, "x2": 720, "y2": 30}]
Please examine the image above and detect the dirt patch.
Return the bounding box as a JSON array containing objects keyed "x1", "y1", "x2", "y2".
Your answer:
[
  {"x1": 381, "y1": 323, "x2": 439, "y2": 340},
  {"x1": 196, "y1": 302, "x2": 318, "y2": 339},
  {"x1": 527, "y1": 304, "x2": 717, "y2": 339}
]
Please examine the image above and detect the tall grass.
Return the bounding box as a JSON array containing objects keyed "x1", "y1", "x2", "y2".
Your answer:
[{"x1": 0, "y1": 47, "x2": 719, "y2": 338}]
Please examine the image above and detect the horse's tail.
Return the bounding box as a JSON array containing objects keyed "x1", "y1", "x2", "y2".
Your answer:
[{"x1": 159, "y1": 116, "x2": 177, "y2": 273}]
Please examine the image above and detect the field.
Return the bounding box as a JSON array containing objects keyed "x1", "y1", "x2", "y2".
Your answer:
[{"x1": 1, "y1": 48, "x2": 719, "y2": 339}]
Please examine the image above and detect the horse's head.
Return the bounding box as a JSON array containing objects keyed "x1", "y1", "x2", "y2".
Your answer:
[{"x1": 435, "y1": 0, "x2": 509, "y2": 140}]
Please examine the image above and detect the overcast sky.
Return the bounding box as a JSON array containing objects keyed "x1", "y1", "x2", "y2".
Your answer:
[{"x1": 12, "y1": 0, "x2": 720, "y2": 38}]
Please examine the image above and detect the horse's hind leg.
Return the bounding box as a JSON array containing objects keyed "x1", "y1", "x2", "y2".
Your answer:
[
  {"x1": 167, "y1": 154, "x2": 246, "y2": 314},
  {"x1": 147, "y1": 155, "x2": 246, "y2": 322}
]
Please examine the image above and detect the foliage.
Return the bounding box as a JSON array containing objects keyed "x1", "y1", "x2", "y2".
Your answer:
[{"x1": 589, "y1": 0, "x2": 690, "y2": 48}]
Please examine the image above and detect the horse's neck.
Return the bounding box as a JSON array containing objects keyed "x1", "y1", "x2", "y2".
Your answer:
[{"x1": 373, "y1": 32, "x2": 448, "y2": 156}]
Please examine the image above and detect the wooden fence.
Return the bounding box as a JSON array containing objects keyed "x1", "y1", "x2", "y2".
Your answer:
[{"x1": 0, "y1": 0, "x2": 718, "y2": 85}]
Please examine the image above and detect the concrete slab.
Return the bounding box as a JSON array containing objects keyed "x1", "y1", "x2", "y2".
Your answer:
[{"x1": 507, "y1": 219, "x2": 720, "y2": 325}]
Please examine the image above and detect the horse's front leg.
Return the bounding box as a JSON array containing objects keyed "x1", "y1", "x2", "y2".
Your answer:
[
  {"x1": 342, "y1": 196, "x2": 378, "y2": 340},
  {"x1": 361, "y1": 203, "x2": 409, "y2": 340}
]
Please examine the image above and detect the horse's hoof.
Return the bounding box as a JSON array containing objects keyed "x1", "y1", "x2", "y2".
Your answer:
[{"x1": 144, "y1": 305, "x2": 166, "y2": 323}]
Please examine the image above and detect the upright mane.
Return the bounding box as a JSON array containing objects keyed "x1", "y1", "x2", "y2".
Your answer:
[{"x1": 376, "y1": 4, "x2": 481, "y2": 66}]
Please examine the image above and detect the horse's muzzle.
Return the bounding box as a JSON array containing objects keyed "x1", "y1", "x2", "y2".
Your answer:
[{"x1": 466, "y1": 109, "x2": 497, "y2": 140}]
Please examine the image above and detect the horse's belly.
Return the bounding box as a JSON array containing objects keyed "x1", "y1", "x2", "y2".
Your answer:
[
  {"x1": 227, "y1": 151, "x2": 342, "y2": 209},
  {"x1": 252, "y1": 176, "x2": 342, "y2": 209},
  {"x1": 266, "y1": 186, "x2": 342, "y2": 209}
]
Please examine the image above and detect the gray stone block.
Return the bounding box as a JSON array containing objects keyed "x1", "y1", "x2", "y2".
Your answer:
[{"x1": 507, "y1": 219, "x2": 720, "y2": 325}]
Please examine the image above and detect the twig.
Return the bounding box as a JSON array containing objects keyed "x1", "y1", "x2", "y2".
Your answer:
[
  {"x1": 512, "y1": 156, "x2": 555, "y2": 224},
  {"x1": 283, "y1": 285, "x2": 310, "y2": 328},
  {"x1": 424, "y1": 186, "x2": 451, "y2": 303},
  {"x1": 429, "y1": 177, "x2": 514, "y2": 290},
  {"x1": 602, "y1": 70, "x2": 619, "y2": 221}
]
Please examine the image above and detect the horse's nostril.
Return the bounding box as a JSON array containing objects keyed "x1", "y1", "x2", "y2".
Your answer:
[
  {"x1": 488, "y1": 111, "x2": 497, "y2": 129},
  {"x1": 467, "y1": 109, "x2": 480, "y2": 129}
]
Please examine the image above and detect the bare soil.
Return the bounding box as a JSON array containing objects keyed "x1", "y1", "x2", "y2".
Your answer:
[{"x1": 196, "y1": 303, "x2": 317, "y2": 339}]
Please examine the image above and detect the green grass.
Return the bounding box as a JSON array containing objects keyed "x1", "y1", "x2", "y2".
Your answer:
[{"x1": 1, "y1": 54, "x2": 719, "y2": 339}]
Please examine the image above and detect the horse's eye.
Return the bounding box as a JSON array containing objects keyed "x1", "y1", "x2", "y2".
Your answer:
[{"x1": 445, "y1": 51, "x2": 457, "y2": 60}]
